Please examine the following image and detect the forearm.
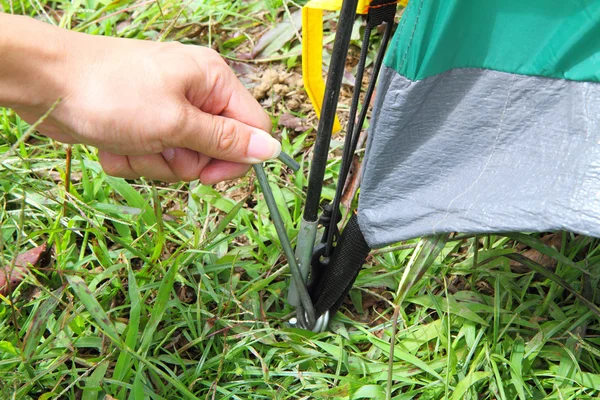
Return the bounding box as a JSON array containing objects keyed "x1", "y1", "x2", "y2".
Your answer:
[{"x1": 0, "y1": 13, "x2": 67, "y2": 110}]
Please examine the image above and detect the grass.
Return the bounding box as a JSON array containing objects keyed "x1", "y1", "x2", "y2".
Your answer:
[{"x1": 2, "y1": 1, "x2": 600, "y2": 399}]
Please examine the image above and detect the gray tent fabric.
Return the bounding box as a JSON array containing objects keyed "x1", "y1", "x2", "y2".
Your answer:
[{"x1": 358, "y1": 67, "x2": 600, "y2": 248}]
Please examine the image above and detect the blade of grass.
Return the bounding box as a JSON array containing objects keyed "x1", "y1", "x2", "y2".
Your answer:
[
  {"x1": 198, "y1": 195, "x2": 247, "y2": 248},
  {"x1": 67, "y1": 275, "x2": 121, "y2": 343},
  {"x1": 450, "y1": 371, "x2": 491, "y2": 400},
  {"x1": 132, "y1": 365, "x2": 146, "y2": 400},
  {"x1": 507, "y1": 233, "x2": 594, "y2": 277},
  {"x1": 505, "y1": 253, "x2": 600, "y2": 319},
  {"x1": 388, "y1": 234, "x2": 449, "y2": 399},
  {"x1": 150, "y1": 185, "x2": 165, "y2": 262},
  {"x1": 137, "y1": 259, "x2": 178, "y2": 356},
  {"x1": 488, "y1": 356, "x2": 507, "y2": 400},
  {"x1": 22, "y1": 286, "x2": 65, "y2": 360},
  {"x1": 394, "y1": 234, "x2": 450, "y2": 306},
  {"x1": 0, "y1": 99, "x2": 61, "y2": 165},
  {"x1": 105, "y1": 176, "x2": 155, "y2": 226},
  {"x1": 81, "y1": 359, "x2": 110, "y2": 400},
  {"x1": 509, "y1": 336, "x2": 528, "y2": 399},
  {"x1": 112, "y1": 262, "x2": 143, "y2": 386}
]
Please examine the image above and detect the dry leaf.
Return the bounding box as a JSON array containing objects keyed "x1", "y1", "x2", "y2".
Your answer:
[
  {"x1": 228, "y1": 61, "x2": 259, "y2": 89},
  {"x1": 340, "y1": 155, "x2": 363, "y2": 211},
  {"x1": 174, "y1": 282, "x2": 197, "y2": 304},
  {"x1": 509, "y1": 233, "x2": 562, "y2": 273},
  {"x1": 278, "y1": 112, "x2": 309, "y2": 132},
  {"x1": 0, "y1": 243, "x2": 51, "y2": 295}
]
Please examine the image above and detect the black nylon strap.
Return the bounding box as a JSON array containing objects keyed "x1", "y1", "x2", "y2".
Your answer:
[
  {"x1": 367, "y1": 0, "x2": 397, "y2": 26},
  {"x1": 311, "y1": 213, "x2": 371, "y2": 317}
]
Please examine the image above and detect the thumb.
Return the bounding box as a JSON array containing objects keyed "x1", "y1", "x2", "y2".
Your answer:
[{"x1": 173, "y1": 104, "x2": 281, "y2": 164}]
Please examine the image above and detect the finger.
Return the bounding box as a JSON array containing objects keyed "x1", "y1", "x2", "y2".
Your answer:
[
  {"x1": 199, "y1": 159, "x2": 252, "y2": 185},
  {"x1": 127, "y1": 153, "x2": 180, "y2": 182},
  {"x1": 186, "y1": 49, "x2": 272, "y2": 132},
  {"x1": 98, "y1": 150, "x2": 139, "y2": 180},
  {"x1": 218, "y1": 72, "x2": 272, "y2": 132},
  {"x1": 160, "y1": 147, "x2": 211, "y2": 181},
  {"x1": 171, "y1": 104, "x2": 281, "y2": 164}
]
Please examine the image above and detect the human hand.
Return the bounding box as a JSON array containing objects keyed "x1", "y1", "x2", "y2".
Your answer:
[{"x1": 2, "y1": 14, "x2": 279, "y2": 184}]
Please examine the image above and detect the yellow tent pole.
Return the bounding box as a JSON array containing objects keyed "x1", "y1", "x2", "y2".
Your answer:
[
  {"x1": 302, "y1": 3, "x2": 342, "y2": 133},
  {"x1": 301, "y1": 0, "x2": 407, "y2": 133}
]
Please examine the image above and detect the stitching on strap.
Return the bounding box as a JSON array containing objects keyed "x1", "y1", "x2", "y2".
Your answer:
[{"x1": 368, "y1": 1, "x2": 398, "y2": 10}]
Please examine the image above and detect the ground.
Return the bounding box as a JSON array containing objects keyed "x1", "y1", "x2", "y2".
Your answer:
[{"x1": 1, "y1": 1, "x2": 600, "y2": 399}]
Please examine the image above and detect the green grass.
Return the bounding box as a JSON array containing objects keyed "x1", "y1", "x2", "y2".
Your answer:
[{"x1": 2, "y1": 1, "x2": 600, "y2": 399}]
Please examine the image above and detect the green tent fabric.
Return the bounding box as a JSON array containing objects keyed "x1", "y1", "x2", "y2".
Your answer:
[
  {"x1": 388, "y1": 0, "x2": 600, "y2": 82},
  {"x1": 358, "y1": 0, "x2": 600, "y2": 247}
]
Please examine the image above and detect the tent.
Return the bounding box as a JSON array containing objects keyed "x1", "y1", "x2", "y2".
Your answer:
[
  {"x1": 360, "y1": 0, "x2": 600, "y2": 247},
  {"x1": 256, "y1": 0, "x2": 600, "y2": 331}
]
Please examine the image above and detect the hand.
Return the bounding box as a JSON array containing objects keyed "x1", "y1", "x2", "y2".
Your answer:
[{"x1": 2, "y1": 14, "x2": 279, "y2": 184}]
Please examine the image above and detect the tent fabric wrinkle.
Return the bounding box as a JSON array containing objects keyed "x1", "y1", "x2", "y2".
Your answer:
[
  {"x1": 359, "y1": 67, "x2": 600, "y2": 248},
  {"x1": 358, "y1": 0, "x2": 600, "y2": 248}
]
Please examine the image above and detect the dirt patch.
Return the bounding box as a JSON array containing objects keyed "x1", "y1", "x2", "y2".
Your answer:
[{"x1": 213, "y1": 176, "x2": 252, "y2": 203}]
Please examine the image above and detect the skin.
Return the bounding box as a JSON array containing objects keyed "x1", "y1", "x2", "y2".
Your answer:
[{"x1": 0, "y1": 13, "x2": 281, "y2": 184}]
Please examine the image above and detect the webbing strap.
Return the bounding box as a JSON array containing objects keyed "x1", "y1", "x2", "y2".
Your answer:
[
  {"x1": 311, "y1": 213, "x2": 370, "y2": 317},
  {"x1": 368, "y1": 0, "x2": 398, "y2": 25}
]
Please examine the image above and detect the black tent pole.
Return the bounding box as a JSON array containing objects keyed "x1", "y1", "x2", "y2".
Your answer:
[
  {"x1": 287, "y1": 0, "x2": 359, "y2": 314},
  {"x1": 304, "y1": 0, "x2": 359, "y2": 222}
]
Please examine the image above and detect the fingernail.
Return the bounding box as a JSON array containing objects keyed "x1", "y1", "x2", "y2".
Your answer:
[
  {"x1": 161, "y1": 148, "x2": 175, "y2": 161},
  {"x1": 247, "y1": 130, "x2": 281, "y2": 162}
]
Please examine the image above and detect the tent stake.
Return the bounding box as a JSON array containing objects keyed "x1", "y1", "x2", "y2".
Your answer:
[{"x1": 253, "y1": 163, "x2": 316, "y2": 329}]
